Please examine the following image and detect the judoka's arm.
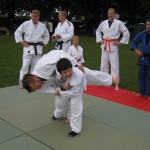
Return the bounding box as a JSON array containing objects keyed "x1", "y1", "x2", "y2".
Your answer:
[
  {"x1": 130, "y1": 32, "x2": 143, "y2": 56},
  {"x1": 96, "y1": 23, "x2": 104, "y2": 43},
  {"x1": 119, "y1": 22, "x2": 130, "y2": 44},
  {"x1": 61, "y1": 24, "x2": 74, "y2": 42},
  {"x1": 56, "y1": 83, "x2": 81, "y2": 97},
  {"x1": 14, "y1": 23, "x2": 24, "y2": 43},
  {"x1": 14, "y1": 23, "x2": 29, "y2": 47},
  {"x1": 42, "y1": 26, "x2": 50, "y2": 45}
]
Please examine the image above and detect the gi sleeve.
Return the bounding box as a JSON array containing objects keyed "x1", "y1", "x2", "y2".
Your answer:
[
  {"x1": 14, "y1": 23, "x2": 26, "y2": 43},
  {"x1": 119, "y1": 22, "x2": 130, "y2": 44},
  {"x1": 96, "y1": 23, "x2": 103, "y2": 43},
  {"x1": 61, "y1": 22, "x2": 74, "y2": 42},
  {"x1": 130, "y1": 32, "x2": 142, "y2": 50},
  {"x1": 42, "y1": 26, "x2": 50, "y2": 45},
  {"x1": 60, "y1": 83, "x2": 82, "y2": 97}
]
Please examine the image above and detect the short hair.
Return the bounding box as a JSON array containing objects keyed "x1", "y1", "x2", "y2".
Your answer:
[
  {"x1": 108, "y1": 8, "x2": 116, "y2": 13},
  {"x1": 31, "y1": 9, "x2": 40, "y2": 16},
  {"x1": 59, "y1": 11, "x2": 67, "y2": 18},
  {"x1": 146, "y1": 18, "x2": 150, "y2": 22},
  {"x1": 72, "y1": 36, "x2": 79, "y2": 42},
  {"x1": 56, "y1": 58, "x2": 72, "y2": 74},
  {"x1": 22, "y1": 74, "x2": 35, "y2": 93}
]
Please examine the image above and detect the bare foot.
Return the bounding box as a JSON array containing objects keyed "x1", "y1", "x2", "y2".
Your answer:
[
  {"x1": 115, "y1": 86, "x2": 119, "y2": 91},
  {"x1": 65, "y1": 119, "x2": 70, "y2": 124},
  {"x1": 19, "y1": 84, "x2": 23, "y2": 89},
  {"x1": 135, "y1": 93, "x2": 142, "y2": 97}
]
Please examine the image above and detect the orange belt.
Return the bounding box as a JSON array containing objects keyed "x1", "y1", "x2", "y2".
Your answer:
[{"x1": 104, "y1": 39, "x2": 117, "y2": 51}]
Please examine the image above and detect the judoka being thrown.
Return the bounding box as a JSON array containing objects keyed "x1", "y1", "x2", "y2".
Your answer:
[{"x1": 22, "y1": 50, "x2": 112, "y2": 93}]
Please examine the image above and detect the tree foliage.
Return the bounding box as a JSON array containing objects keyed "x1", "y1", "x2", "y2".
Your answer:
[{"x1": 0, "y1": 0, "x2": 150, "y2": 29}]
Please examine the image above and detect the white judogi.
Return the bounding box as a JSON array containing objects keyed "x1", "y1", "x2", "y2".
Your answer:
[
  {"x1": 96, "y1": 19, "x2": 130, "y2": 78},
  {"x1": 53, "y1": 19, "x2": 74, "y2": 52},
  {"x1": 32, "y1": 50, "x2": 77, "y2": 80},
  {"x1": 67, "y1": 45, "x2": 112, "y2": 86},
  {"x1": 68, "y1": 45, "x2": 85, "y2": 64},
  {"x1": 14, "y1": 20, "x2": 50, "y2": 84},
  {"x1": 31, "y1": 50, "x2": 110, "y2": 132},
  {"x1": 32, "y1": 50, "x2": 112, "y2": 94},
  {"x1": 54, "y1": 67, "x2": 86, "y2": 133}
]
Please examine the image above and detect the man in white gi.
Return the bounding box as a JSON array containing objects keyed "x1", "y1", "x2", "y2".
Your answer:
[
  {"x1": 52, "y1": 11, "x2": 74, "y2": 52},
  {"x1": 96, "y1": 8, "x2": 130, "y2": 90},
  {"x1": 14, "y1": 9, "x2": 50, "y2": 89},
  {"x1": 22, "y1": 50, "x2": 112, "y2": 93}
]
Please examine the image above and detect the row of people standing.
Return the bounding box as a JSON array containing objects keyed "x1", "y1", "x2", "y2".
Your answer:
[{"x1": 14, "y1": 10, "x2": 74, "y2": 89}]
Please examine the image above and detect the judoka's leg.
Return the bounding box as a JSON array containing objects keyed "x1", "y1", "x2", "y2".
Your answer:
[
  {"x1": 65, "y1": 100, "x2": 71, "y2": 124},
  {"x1": 145, "y1": 65, "x2": 150, "y2": 97},
  {"x1": 30, "y1": 54, "x2": 41, "y2": 73},
  {"x1": 138, "y1": 65, "x2": 146, "y2": 96},
  {"x1": 54, "y1": 96, "x2": 69, "y2": 119},
  {"x1": 100, "y1": 49, "x2": 109, "y2": 73},
  {"x1": 109, "y1": 50, "x2": 119, "y2": 90},
  {"x1": 83, "y1": 67, "x2": 112, "y2": 86},
  {"x1": 69, "y1": 94, "x2": 83, "y2": 134},
  {"x1": 19, "y1": 53, "x2": 32, "y2": 86}
]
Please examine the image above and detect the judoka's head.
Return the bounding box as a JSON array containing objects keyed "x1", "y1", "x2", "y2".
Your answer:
[
  {"x1": 72, "y1": 36, "x2": 79, "y2": 46},
  {"x1": 31, "y1": 10, "x2": 40, "y2": 24},
  {"x1": 58, "y1": 11, "x2": 67, "y2": 22},
  {"x1": 107, "y1": 8, "x2": 116, "y2": 21},
  {"x1": 146, "y1": 19, "x2": 150, "y2": 32},
  {"x1": 56, "y1": 58, "x2": 73, "y2": 80},
  {"x1": 23, "y1": 74, "x2": 43, "y2": 93}
]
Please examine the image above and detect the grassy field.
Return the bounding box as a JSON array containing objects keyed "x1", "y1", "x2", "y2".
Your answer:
[{"x1": 0, "y1": 35, "x2": 139, "y2": 92}]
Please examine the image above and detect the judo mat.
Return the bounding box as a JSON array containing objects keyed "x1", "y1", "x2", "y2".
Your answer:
[
  {"x1": 0, "y1": 85, "x2": 150, "y2": 150},
  {"x1": 85, "y1": 85, "x2": 150, "y2": 112}
]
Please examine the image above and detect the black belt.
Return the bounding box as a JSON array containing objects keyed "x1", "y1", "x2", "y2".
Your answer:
[
  {"x1": 56, "y1": 40, "x2": 71, "y2": 50},
  {"x1": 143, "y1": 53, "x2": 150, "y2": 57},
  {"x1": 27, "y1": 42, "x2": 44, "y2": 55},
  {"x1": 138, "y1": 53, "x2": 150, "y2": 65},
  {"x1": 56, "y1": 41, "x2": 64, "y2": 50}
]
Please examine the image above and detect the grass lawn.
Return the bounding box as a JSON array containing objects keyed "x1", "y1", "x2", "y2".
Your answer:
[{"x1": 0, "y1": 35, "x2": 139, "y2": 93}]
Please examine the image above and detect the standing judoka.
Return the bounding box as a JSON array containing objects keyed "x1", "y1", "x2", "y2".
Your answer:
[
  {"x1": 96, "y1": 8, "x2": 130, "y2": 90},
  {"x1": 130, "y1": 19, "x2": 150, "y2": 99},
  {"x1": 14, "y1": 9, "x2": 50, "y2": 89},
  {"x1": 52, "y1": 11, "x2": 74, "y2": 52}
]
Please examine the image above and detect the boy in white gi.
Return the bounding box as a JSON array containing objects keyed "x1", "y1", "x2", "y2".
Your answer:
[
  {"x1": 52, "y1": 58, "x2": 86, "y2": 137},
  {"x1": 52, "y1": 11, "x2": 74, "y2": 52},
  {"x1": 68, "y1": 36, "x2": 113, "y2": 86},
  {"x1": 68, "y1": 36, "x2": 85, "y2": 65},
  {"x1": 14, "y1": 9, "x2": 50, "y2": 89},
  {"x1": 96, "y1": 8, "x2": 130, "y2": 90}
]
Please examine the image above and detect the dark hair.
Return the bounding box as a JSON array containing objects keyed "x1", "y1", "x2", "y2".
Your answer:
[
  {"x1": 56, "y1": 58, "x2": 72, "y2": 74},
  {"x1": 146, "y1": 18, "x2": 150, "y2": 22},
  {"x1": 22, "y1": 74, "x2": 35, "y2": 93}
]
